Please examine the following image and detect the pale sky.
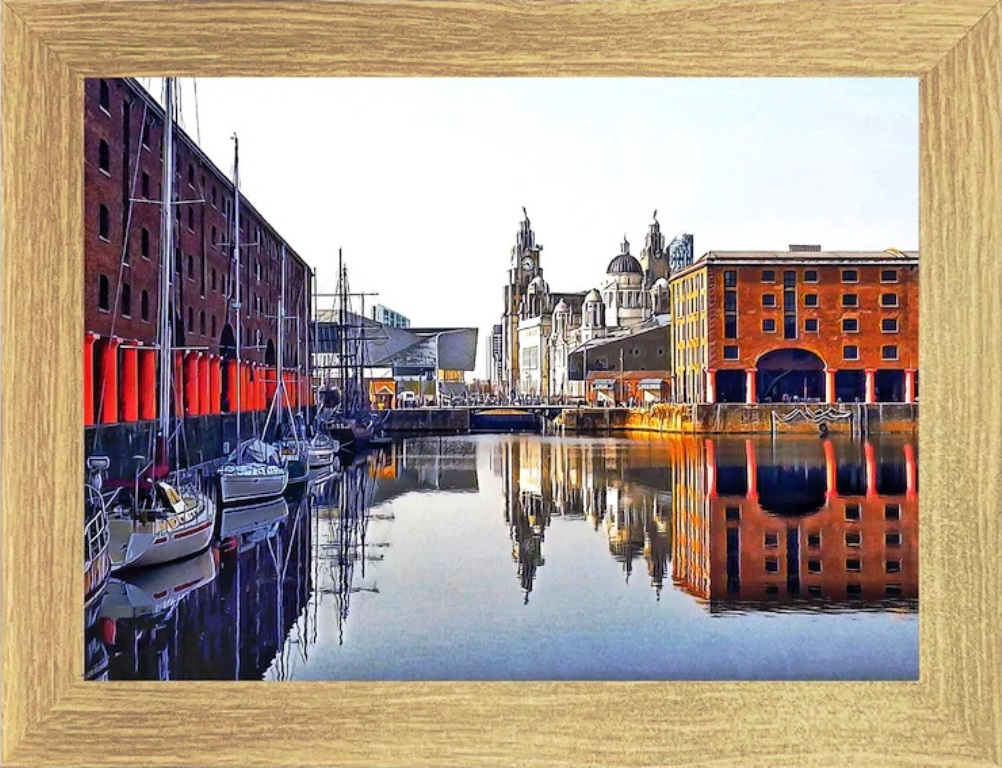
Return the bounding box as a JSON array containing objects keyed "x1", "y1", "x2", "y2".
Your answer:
[{"x1": 151, "y1": 78, "x2": 918, "y2": 377}]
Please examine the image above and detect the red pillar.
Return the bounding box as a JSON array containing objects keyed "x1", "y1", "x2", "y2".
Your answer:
[
  {"x1": 209, "y1": 356, "x2": 222, "y2": 414},
  {"x1": 865, "y1": 441, "x2": 878, "y2": 498},
  {"x1": 242, "y1": 362, "x2": 252, "y2": 411},
  {"x1": 745, "y1": 368, "x2": 757, "y2": 404},
  {"x1": 99, "y1": 337, "x2": 121, "y2": 424},
  {"x1": 139, "y1": 346, "x2": 157, "y2": 421},
  {"x1": 225, "y1": 359, "x2": 238, "y2": 413},
  {"x1": 256, "y1": 367, "x2": 266, "y2": 411},
  {"x1": 198, "y1": 354, "x2": 210, "y2": 416},
  {"x1": 905, "y1": 369, "x2": 916, "y2": 404},
  {"x1": 705, "y1": 439, "x2": 717, "y2": 498},
  {"x1": 864, "y1": 368, "x2": 876, "y2": 404},
  {"x1": 904, "y1": 443, "x2": 917, "y2": 496},
  {"x1": 823, "y1": 439, "x2": 837, "y2": 498},
  {"x1": 824, "y1": 367, "x2": 837, "y2": 404},
  {"x1": 264, "y1": 366, "x2": 278, "y2": 410},
  {"x1": 173, "y1": 351, "x2": 184, "y2": 417},
  {"x1": 745, "y1": 439, "x2": 758, "y2": 501},
  {"x1": 120, "y1": 341, "x2": 139, "y2": 422},
  {"x1": 184, "y1": 352, "x2": 200, "y2": 416},
  {"x1": 83, "y1": 333, "x2": 98, "y2": 427},
  {"x1": 705, "y1": 369, "x2": 716, "y2": 405}
]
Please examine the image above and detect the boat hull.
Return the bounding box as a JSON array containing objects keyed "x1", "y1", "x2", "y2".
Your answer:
[
  {"x1": 219, "y1": 466, "x2": 289, "y2": 504},
  {"x1": 108, "y1": 490, "x2": 216, "y2": 572}
]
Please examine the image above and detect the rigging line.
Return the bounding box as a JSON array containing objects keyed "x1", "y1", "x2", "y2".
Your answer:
[{"x1": 192, "y1": 78, "x2": 201, "y2": 146}]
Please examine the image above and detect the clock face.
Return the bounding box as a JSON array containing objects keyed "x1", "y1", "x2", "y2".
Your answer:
[{"x1": 521, "y1": 256, "x2": 534, "y2": 271}]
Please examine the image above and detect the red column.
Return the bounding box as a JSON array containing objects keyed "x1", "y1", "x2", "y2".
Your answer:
[
  {"x1": 864, "y1": 368, "x2": 876, "y2": 404},
  {"x1": 173, "y1": 351, "x2": 184, "y2": 417},
  {"x1": 198, "y1": 354, "x2": 210, "y2": 416},
  {"x1": 209, "y1": 356, "x2": 222, "y2": 414},
  {"x1": 824, "y1": 367, "x2": 837, "y2": 404},
  {"x1": 256, "y1": 367, "x2": 266, "y2": 411},
  {"x1": 865, "y1": 441, "x2": 878, "y2": 498},
  {"x1": 905, "y1": 369, "x2": 916, "y2": 404},
  {"x1": 264, "y1": 366, "x2": 278, "y2": 410},
  {"x1": 83, "y1": 333, "x2": 98, "y2": 427},
  {"x1": 99, "y1": 337, "x2": 121, "y2": 424},
  {"x1": 823, "y1": 439, "x2": 837, "y2": 498},
  {"x1": 745, "y1": 368, "x2": 757, "y2": 404},
  {"x1": 184, "y1": 352, "x2": 200, "y2": 416},
  {"x1": 745, "y1": 439, "x2": 758, "y2": 501},
  {"x1": 139, "y1": 346, "x2": 157, "y2": 420},
  {"x1": 705, "y1": 439, "x2": 717, "y2": 498},
  {"x1": 242, "y1": 362, "x2": 252, "y2": 411},
  {"x1": 705, "y1": 369, "x2": 716, "y2": 405},
  {"x1": 120, "y1": 341, "x2": 139, "y2": 422},
  {"x1": 904, "y1": 443, "x2": 917, "y2": 497},
  {"x1": 225, "y1": 359, "x2": 238, "y2": 412}
]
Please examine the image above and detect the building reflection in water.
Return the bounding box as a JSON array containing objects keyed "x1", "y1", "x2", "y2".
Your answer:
[{"x1": 496, "y1": 434, "x2": 917, "y2": 612}]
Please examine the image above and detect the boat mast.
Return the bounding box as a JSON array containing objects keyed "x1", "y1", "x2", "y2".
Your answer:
[
  {"x1": 278, "y1": 243, "x2": 286, "y2": 430},
  {"x1": 157, "y1": 78, "x2": 175, "y2": 449},
  {"x1": 304, "y1": 263, "x2": 311, "y2": 426},
  {"x1": 232, "y1": 134, "x2": 242, "y2": 454},
  {"x1": 338, "y1": 249, "x2": 345, "y2": 416}
]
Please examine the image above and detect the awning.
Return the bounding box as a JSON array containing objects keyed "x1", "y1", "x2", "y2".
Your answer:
[
  {"x1": 372, "y1": 384, "x2": 395, "y2": 395},
  {"x1": 638, "y1": 378, "x2": 665, "y2": 390},
  {"x1": 591, "y1": 379, "x2": 616, "y2": 390}
]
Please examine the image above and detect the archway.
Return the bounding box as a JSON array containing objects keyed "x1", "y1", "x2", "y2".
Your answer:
[
  {"x1": 219, "y1": 323, "x2": 236, "y2": 412},
  {"x1": 264, "y1": 339, "x2": 276, "y2": 367},
  {"x1": 756, "y1": 348, "x2": 825, "y2": 403}
]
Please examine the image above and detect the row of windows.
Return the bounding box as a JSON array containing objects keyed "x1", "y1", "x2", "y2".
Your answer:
[
  {"x1": 722, "y1": 344, "x2": 901, "y2": 361},
  {"x1": 759, "y1": 317, "x2": 899, "y2": 334},
  {"x1": 729, "y1": 268, "x2": 902, "y2": 285},
  {"x1": 726, "y1": 504, "x2": 902, "y2": 522},
  {"x1": 756, "y1": 292, "x2": 901, "y2": 309},
  {"x1": 763, "y1": 557, "x2": 903, "y2": 574},
  {"x1": 763, "y1": 530, "x2": 903, "y2": 548}
]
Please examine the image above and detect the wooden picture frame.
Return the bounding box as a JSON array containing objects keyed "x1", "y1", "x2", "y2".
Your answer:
[{"x1": 2, "y1": 1, "x2": 999, "y2": 766}]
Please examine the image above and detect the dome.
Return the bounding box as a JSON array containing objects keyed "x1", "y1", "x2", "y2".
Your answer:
[
  {"x1": 584, "y1": 288, "x2": 601, "y2": 303},
  {"x1": 652, "y1": 276, "x2": 669, "y2": 289},
  {"x1": 606, "y1": 252, "x2": 644, "y2": 275},
  {"x1": 554, "y1": 298, "x2": 570, "y2": 314},
  {"x1": 528, "y1": 275, "x2": 548, "y2": 292}
]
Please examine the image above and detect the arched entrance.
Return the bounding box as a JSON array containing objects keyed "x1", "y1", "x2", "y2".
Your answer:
[
  {"x1": 264, "y1": 339, "x2": 276, "y2": 367},
  {"x1": 756, "y1": 348, "x2": 825, "y2": 403},
  {"x1": 219, "y1": 323, "x2": 236, "y2": 411}
]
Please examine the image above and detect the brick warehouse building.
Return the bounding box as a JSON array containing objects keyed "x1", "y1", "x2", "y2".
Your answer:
[
  {"x1": 668, "y1": 246, "x2": 918, "y2": 405},
  {"x1": 84, "y1": 78, "x2": 312, "y2": 426}
]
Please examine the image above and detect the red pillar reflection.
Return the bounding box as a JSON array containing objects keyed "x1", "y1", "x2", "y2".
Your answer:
[
  {"x1": 745, "y1": 369, "x2": 757, "y2": 404},
  {"x1": 138, "y1": 346, "x2": 157, "y2": 421},
  {"x1": 864, "y1": 441, "x2": 878, "y2": 498},
  {"x1": 120, "y1": 342, "x2": 139, "y2": 422},
  {"x1": 824, "y1": 368, "x2": 837, "y2": 404},
  {"x1": 905, "y1": 369, "x2": 917, "y2": 404},
  {"x1": 745, "y1": 439, "x2": 758, "y2": 500},
  {"x1": 83, "y1": 333, "x2": 97, "y2": 427},
  {"x1": 823, "y1": 439, "x2": 837, "y2": 498},
  {"x1": 99, "y1": 337, "x2": 121, "y2": 424},
  {"x1": 864, "y1": 369, "x2": 876, "y2": 404},
  {"x1": 904, "y1": 443, "x2": 917, "y2": 497},
  {"x1": 705, "y1": 439, "x2": 717, "y2": 498}
]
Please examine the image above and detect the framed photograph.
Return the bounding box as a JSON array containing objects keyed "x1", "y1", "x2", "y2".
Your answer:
[{"x1": 2, "y1": 2, "x2": 999, "y2": 767}]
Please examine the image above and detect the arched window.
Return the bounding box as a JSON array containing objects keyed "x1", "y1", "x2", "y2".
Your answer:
[
  {"x1": 188, "y1": 164, "x2": 194, "y2": 186},
  {"x1": 187, "y1": 254, "x2": 194, "y2": 279},
  {"x1": 187, "y1": 207, "x2": 194, "y2": 231},
  {"x1": 211, "y1": 226, "x2": 216, "y2": 247},
  {"x1": 98, "y1": 79, "x2": 110, "y2": 111},
  {"x1": 121, "y1": 283, "x2": 131, "y2": 316},
  {"x1": 199, "y1": 311, "x2": 206, "y2": 335},
  {"x1": 98, "y1": 275, "x2": 110, "y2": 311},
  {"x1": 141, "y1": 290, "x2": 149, "y2": 321},
  {"x1": 98, "y1": 140, "x2": 110, "y2": 174},
  {"x1": 188, "y1": 307, "x2": 194, "y2": 332},
  {"x1": 211, "y1": 316, "x2": 216, "y2": 337},
  {"x1": 98, "y1": 205, "x2": 110, "y2": 240},
  {"x1": 141, "y1": 227, "x2": 150, "y2": 259}
]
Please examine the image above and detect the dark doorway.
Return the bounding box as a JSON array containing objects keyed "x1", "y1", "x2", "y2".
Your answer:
[
  {"x1": 715, "y1": 369, "x2": 746, "y2": 403},
  {"x1": 835, "y1": 369, "x2": 865, "y2": 403},
  {"x1": 220, "y1": 323, "x2": 236, "y2": 411},
  {"x1": 264, "y1": 338, "x2": 276, "y2": 367},
  {"x1": 876, "y1": 369, "x2": 905, "y2": 402},
  {"x1": 756, "y1": 348, "x2": 825, "y2": 403}
]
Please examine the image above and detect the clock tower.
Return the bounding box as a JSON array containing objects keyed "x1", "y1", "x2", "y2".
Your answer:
[
  {"x1": 500, "y1": 207, "x2": 543, "y2": 398},
  {"x1": 639, "y1": 209, "x2": 668, "y2": 288}
]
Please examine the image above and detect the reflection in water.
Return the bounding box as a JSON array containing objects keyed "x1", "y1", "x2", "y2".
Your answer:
[{"x1": 87, "y1": 434, "x2": 917, "y2": 681}]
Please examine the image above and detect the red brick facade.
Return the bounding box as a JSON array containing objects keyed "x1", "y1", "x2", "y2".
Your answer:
[{"x1": 84, "y1": 78, "x2": 313, "y2": 425}]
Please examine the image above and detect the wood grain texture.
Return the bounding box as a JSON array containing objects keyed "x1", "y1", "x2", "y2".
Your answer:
[
  {"x1": 1, "y1": 1, "x2": 1000, "y2": 767},
  {"x1": 6, "y1": 0, "x2": 1002, "y2": 77}
]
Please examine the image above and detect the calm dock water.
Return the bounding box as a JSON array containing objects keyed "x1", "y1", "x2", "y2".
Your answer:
[{"x1": 87, "y1": 433, "x2": 917, "y2": 681}]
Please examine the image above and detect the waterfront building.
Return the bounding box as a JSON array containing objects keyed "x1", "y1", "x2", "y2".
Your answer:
[
  {"x1": 668, "y1": 246, "x2": 919, "y2": 404},
  {"x1": 370, "y1": 303, "x2": 411, "y2": 329},
  {"x1": 500, "y1": 209, "x2": 675, "y2": 401},
  {"x1": 84, "y1": 77, "x2": 313, "y2": 427}
]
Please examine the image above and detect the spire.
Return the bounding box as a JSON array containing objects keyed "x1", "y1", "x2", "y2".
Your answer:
[
  {"x1": 644, "y1": 210, "x2": 665, "y2": 256},
  {"x1": 515, "y1": 207, "x2": 540, "y2": 255},
  {"x1": 621, "y1": 234, "x2": 630, "y2": 255}
]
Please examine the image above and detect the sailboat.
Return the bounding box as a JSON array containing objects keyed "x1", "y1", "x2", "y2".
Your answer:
[
  {"x1": 217, "y1": 133, "x2": 289, "y2": 504},
  {"x1": 93, "y1": 77, "x2": 217, "y2": 573}
]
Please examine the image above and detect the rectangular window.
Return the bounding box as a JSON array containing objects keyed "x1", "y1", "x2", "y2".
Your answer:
[
  {"x1": 723, "y1": 346, "x2": 739, "y2": 360},
  {"x1": 807, "y1": 532, "x2": 821, "y2": 548},
  {"x1": 842, "y1": 269, "x2": 858, "y2": 283},
  {"x1": 881, "y1": 293, "x2": 899, "y2": 307},
  {"x1": 881, "y1": 269, "x2": 898, "y2": 283},
  {"x1": 804, "y1": 293, "x2": 818, "y2": 307},
  {"x1": 842, "y1": 318, "x2": 859, "y2": 333},
  {"x1": 98, "y1": 79, "x2": 110, "y2": 112},
  {"x1": 845, "y1": 503, "x2": 861, "y2": 521},
  {"x1": 886, "y1": 584, "x2": 902, "y2": 597},
  {"x1": 808, "y1": 584, "x2": 823, "y2": 596},
  {"x1": 804, "y1": 318, "x2": 818, "y2": 333},
  {"x1": 783, "y1": 270, "x2": 796, "y2": 288},
  {"x1": 843, "y1": 345, "x2": 859, "y2": 361},
  {"x1": 846, "y1": 583, "x2": 863, "y2": 597},
  {"x1": 842, "y1": 294, "x2": 858, "y2": 307},
  {"x1": 725, "y1": 293, "x2": 737, "y2": 312},
  {"x1": 804, "y1": 269, "x2": 819, "y2": 283},
  {"x1": 724, "y1": 316, "x2": 737, "y2": 339},
  {"x1": 762, "y1": 318, "x2": 776, "y2": 332},
  {"x1": 724, "y1": 270, "x2": 737, "y2": 288},
  {"x1": 846, "y1": 558, "x2": 862, "y2": 573},
  {"x1": 762, "y1": 294, "x2": 776, "y2": 308},
  {"x1": 845, "y1": 531, "x2": 862, "y2": 547},
  {"x1": 885, "y1": 503, "x2": 901, "y2": 520},
  {"x1": 882, "y1": 345, "x2": 899, "y2": 361},
  {"x1": 885, "y1": 532, "x2": 902, "y2": 546},
  {"x1": 784, "y1": 316, "x2": 797, "y2": 339},
  {"x1": 764, "y1": 532, "x2": 779, "y2": 548},
  {"x1": 807, "y1": 560, "x2": 822, "y2": 573},
  {"x1": 882, "y1": 318, "x2": 899, "y2": 333},
  {"x1": 761, "y1": 269, "x2": 775, "y2": 283},
  {"x1": 141, "y1": 172, "x2": 150, "y2": 199},
  {"x1": 764, "y1": 558, "x2": 779, "y2": 574},
  {"x1": 886, "y1": 560, "x2": 901, "y2": 574},
  {"x1": 725, "y1": 506, "x2": 740, "y2": 521}
]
